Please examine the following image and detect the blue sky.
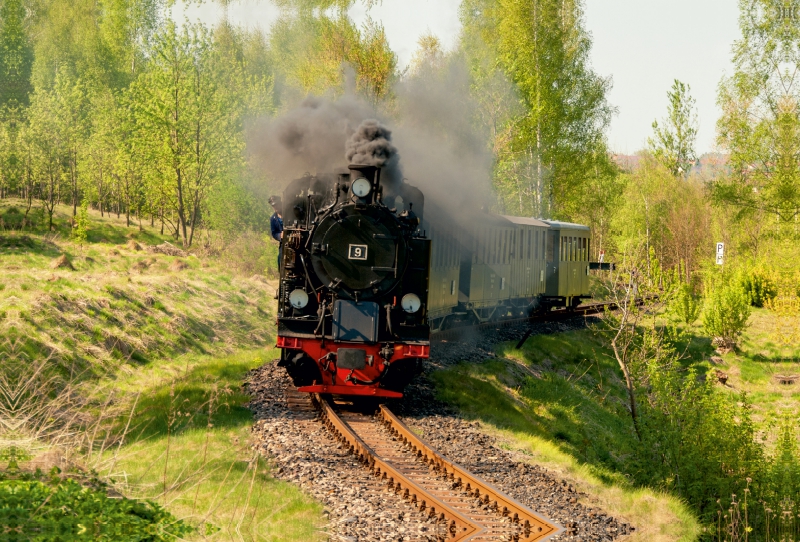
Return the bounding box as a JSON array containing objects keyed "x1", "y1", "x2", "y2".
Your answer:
[{"x1": 172, "y1": 0, "x2": 741, "y2": 155}]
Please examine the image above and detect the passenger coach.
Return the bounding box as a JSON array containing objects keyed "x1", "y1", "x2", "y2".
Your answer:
[{"x1": 425, "y1": 212, "x2": 592, "y2": 331}]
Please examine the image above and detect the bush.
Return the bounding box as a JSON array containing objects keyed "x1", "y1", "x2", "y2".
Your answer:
[
  {"x1": 738, "y1": 268, "x2": 777, "y2": 307},
  {"x1": 71, "y1": 201, "x2": 90, "y2": 247},
  {"x1": 0, "y1": 474, "x2": 194, "y2": 541},
  {"x1": 702, "y1": 281, "x2": 751, "y2": 349},
  {"x1": 635, "y1": 362, "x2": 764, "y2": 521},
  {"x1": 670, "y1": 282, "x2": 701, "y2": 325}
]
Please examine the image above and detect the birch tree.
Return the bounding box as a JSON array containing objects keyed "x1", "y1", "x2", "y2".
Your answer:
[{"x1": 716, "y1": 0, "x2": 800, "y2": 226}]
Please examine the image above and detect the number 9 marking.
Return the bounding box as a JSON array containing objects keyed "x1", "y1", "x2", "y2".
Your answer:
[{"x1": 348, "y1": 244, "x2": 368, "y2": 260}]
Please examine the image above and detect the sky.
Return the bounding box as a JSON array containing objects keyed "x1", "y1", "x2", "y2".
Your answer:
[{"x1": 172, "y1": 0, "x2": 742, "y2": 155}]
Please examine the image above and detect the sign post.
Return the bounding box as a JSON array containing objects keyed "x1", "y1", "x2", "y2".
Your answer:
[{"x1": 716, "y1": 242, "x2": 724, "y2": 266}]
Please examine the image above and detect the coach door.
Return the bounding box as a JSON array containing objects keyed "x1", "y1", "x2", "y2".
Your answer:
[{"x1": 545, "y1": 229, "x2": 559, "y2": 296}]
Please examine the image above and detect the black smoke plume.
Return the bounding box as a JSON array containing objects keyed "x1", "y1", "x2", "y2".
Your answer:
[{"x1": 345, "y1": 119, "x2": 398, "y2": 168}]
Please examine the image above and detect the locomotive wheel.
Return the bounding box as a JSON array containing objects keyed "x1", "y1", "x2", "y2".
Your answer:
[
  {"x1": 278, "y1": 351, "x2": 321, "y2": 387},
  {"x1": 381, "y1": 358, "x2": 423, "y2": 392}
]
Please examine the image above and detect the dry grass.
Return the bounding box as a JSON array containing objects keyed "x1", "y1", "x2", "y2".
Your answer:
[
  {"x1": 490, "y1": 429, "x2": 702, "y2": 542},
  {"x1": 0, "y1": 199, "x2": 324, "y2": 540}
]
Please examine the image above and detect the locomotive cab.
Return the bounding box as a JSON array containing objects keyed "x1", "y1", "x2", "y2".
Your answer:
[{"x1": 275, "y1": 165, "x2": 431, "y2": 399}]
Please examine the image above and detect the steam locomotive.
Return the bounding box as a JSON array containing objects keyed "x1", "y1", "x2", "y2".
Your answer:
[
  {"x1": 275, "y1": 165, "x2": 431, "y2": 399},
  {"x1": 274, "y1": 164, "x2": 599, "y2": 399}
]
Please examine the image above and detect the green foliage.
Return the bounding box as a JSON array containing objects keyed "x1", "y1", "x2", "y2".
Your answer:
[
  {"x1": 738, "y1": 267, "x2": 778, "y2": 308},
  {"x1": 702, "y1": 279, "x2": 752, "y2": 349},
  {"x1": 269, "y1": 11, "x2": 397, "y2": 102},
  {"x1": 715, "y1": 0, "x2": 800, "y2": 227},
  {"x1": 670, "y1": 282, "x2": 701, "y2": 325},
  {"x1": 635, "y1": 360, "x2": 764, "y2": 521},
  {"x1": 0, "y1": 0, "x2": 33, "y2": 110},
  {"x1": 648, "y1": 79, "x2": 698, "y2": 178},
  {"x1": 71, "y1": 200, "x2": 89, "y2": 246},
  {"x1": 0, "y1": 475, "x2": 193, "y2": 541},
  {"x1": 460, "y1": 0, "x2": 615, "y2": 219}
]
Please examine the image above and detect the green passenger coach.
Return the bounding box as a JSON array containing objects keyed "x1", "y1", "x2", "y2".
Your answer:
[{"x1": 424, "y1": 212, "x2": 594, "y2": 331}]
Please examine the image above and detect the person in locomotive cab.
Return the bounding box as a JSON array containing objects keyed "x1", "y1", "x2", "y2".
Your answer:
[{"x1": 268, "y1": 196, "x2": 283, "y2": 271}]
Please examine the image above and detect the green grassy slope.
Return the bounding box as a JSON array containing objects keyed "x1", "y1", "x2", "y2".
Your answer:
[
  {"x1": 0, "y1": 200, "x2": 324, "y2": 541},
  {"x1": 431, "y1": 329, "x2": 704, "y2": 542}
]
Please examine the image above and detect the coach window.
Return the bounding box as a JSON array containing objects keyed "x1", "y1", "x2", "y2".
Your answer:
[
  {"x1": 537, "y1": 231, "x2": 541, "y2": 259},
  {"x1": 528, "y1": 230, "x2": 532, "y2": 259},
  {"x1": 500, "y1": 230, "x2": 504, "y2": 264},
  {"x1": 542, "y1": 231, "x2": 546, "y2": 259}
]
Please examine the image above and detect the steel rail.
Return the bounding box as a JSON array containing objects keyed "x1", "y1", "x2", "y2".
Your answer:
[
  {"x1": 312, "y1": 393, "x2": 479, "y2": 540},
  {"x1": 311, "y1": 393, "x2": 562, "y2": 541},
  {"x1": 377, "y1": 405, "x2": 561, "y2": 542}
]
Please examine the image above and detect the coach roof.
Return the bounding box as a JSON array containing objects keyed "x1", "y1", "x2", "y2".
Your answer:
[
  {"x1": 541, "y1": 220, "x2": 590, "y2": 231},
  {"x1": 500, "y1": 215, "x2": 551, "y2": 227}
]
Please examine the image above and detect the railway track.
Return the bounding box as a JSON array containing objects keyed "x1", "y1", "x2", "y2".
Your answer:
[
  {"x1": 432, "y1": 298, "x2": 648, "y2": 344},
  {"x1": 311, "y1": 393, "x2": 562, "y2": 541}
]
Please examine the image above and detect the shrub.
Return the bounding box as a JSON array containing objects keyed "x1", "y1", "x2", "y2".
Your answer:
[
  {"x1": 636, "y1": 362, "x2": 764, "y2": 521},
  {"x1": 71, "y1": 201, "x2": 89, "y2": 247},
  {"x1": 702, "y1": 282, "x2": 751, "y2": 349},
  {"x1": 738, "y1": 268, "x2": 777, "y2": 307},
  {"x1": 670, "y1": 282, "x2": 701, "y2": 325},
  {"x1": 0, "y1": 473, "x2": 194, "y2": 541}
]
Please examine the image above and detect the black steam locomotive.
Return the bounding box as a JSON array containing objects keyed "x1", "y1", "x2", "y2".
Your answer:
[{"x1": 275, "y1": 165, "x2": 431, "y2": 399}]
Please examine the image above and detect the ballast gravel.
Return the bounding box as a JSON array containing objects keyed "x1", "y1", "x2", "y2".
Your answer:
[
  {"x1": 248, "y1": 315, "x2": 633, "y2": 541},
  {"x1": 249, "y1": 363, "x2": 444, "y2": 542}
]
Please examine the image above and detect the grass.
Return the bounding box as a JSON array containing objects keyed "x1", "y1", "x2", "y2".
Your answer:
[
  {"x1": 430, "y1": 329, "x2": 703, "y2": 541},
  {"x1": 94, "y1": 349, "x2": 324, "y2": 541},
  {"x1": 0, "y1": 200, "x2": 324, "y2": 541},
  {"x1": 0, "y1": 198, "x2": 275, "y2": 373},
  {"x1": 8, "y1": 198, "x2": 797, "y2": 540},
  {"x1": 694, "y1": 307, "x2": 800, "y2": 432}
]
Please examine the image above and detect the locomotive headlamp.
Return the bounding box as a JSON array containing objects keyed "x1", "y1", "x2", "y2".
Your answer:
[
  {"x1": 401, "y1": 293, "x2": 421, "y2": 313},
  {"x1": 289, "y1": 289, "x2": 309, "y2": 309},
  {"x1": 352, "y1": 177, "x2": 371, "y2": 197}
]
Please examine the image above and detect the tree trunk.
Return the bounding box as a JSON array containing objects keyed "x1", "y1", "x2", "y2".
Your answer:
[
  {"x1": 176, "y1": 168, "x2": 188, "y2": 246},
  {"x1": 612, "y1": 335, "x2": 641, "y2": 441}
]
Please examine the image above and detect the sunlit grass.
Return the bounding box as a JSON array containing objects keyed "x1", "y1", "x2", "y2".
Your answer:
[
  {"x1": 96, "y1": 349, "x2": 325, "y2": 541},
  {"x1": 431, "y1": 330, "x2": 702, "y2": 542},
  {"x1": 0, "y1": 199, "x2": 317, "y2": 539}
]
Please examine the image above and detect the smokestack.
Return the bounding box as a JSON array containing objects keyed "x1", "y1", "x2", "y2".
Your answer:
[{"x1": 348, "y1": 165, "x2": 381, "y2": 204}]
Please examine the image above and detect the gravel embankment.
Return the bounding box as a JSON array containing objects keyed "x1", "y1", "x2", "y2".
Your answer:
[{"x1": 249, "y1": 315, "x2": 633, "y2": 541}]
